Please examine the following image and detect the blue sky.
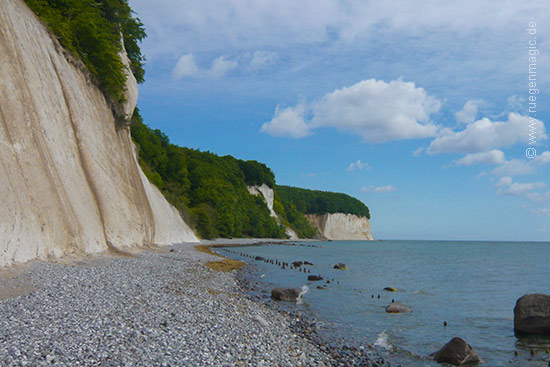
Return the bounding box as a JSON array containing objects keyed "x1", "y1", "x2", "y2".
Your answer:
[{"x1": 129, "y1": 0, "x2": 550, "y2": 241}]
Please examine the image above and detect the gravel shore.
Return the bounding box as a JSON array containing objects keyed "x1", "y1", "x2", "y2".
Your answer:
[{"x1": 0, "y1": 243, "x2": 335, "y2": 366}]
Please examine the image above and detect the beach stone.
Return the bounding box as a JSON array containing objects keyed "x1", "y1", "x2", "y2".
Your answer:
[
  {"x1": 514, "y1": 294, "x2": 550, "y2": 335},
  {"x1": 271, "y1": 288, "x2": 301, "y2": 302},
  {"x1": 333, "y1": 263, "x2": 348, "y2": 270},
  {"x1": 308, "y1": 275, "x2": 323, "y2": 281},
  {"x1": 432, "y1": 337, "x2": 481, "y2": 366},
  {"x1": 385, "y1": 303, "x2": 410, "y2": 313},
  {"x1": 383, "y1": 287, "x2": 397, "y2": 292},
  {"x1": 292, "y1": 261, "x2": 303, "y2": 267}
]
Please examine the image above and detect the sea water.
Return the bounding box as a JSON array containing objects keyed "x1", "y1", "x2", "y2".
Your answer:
[{"x1": 218, "y1": 240, "x2": 550, "y2": 366}]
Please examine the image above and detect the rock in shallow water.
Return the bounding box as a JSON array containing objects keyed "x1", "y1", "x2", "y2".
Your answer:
[
  {"x1": 432, "y1": 337, "x2": 481, "y2": 366},
  {"x1": 271, "y1": 288, "x2": 301, "y2": 302},
  {"x1": 308, "y1": 275, "x2": 323, "y2": 281},
  {"x1": 385, "y1": 303, "x2": 409, "y2": 313},
  {"x1": 333, "y1": 263, "x2": 348, "y2": 270},
  {"x1": 514, "y1": 294, "x2": 550, "y2": 336}
]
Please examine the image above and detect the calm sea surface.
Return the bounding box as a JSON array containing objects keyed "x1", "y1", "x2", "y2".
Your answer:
[{"x1": 217, "y1": 240, "x2": 550, "y2": 366}]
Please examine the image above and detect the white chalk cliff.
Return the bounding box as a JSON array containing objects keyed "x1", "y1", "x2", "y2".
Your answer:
[
  {"x1": 306, "y1": 213, "x2": 374, "y2": 241},
  {"x1": 0, "y1": 0, "x2": 197, "y2": 267},
  {"x1": 247, "y1": 185, "x2": 299, "y2": 239}
]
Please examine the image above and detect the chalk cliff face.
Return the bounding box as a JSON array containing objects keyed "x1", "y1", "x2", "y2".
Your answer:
[
  {"x1": 0, "y1": 0, "x2": 197, "y2": 267},
  {"x1": 247, "y1": 185, "x2": 298, "y2": 239},
  {"x1": 306, "y1": 213, "x2": 374, "y2": 241}
]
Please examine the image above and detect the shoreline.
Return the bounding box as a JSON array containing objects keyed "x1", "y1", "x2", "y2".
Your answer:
[
  {"x1": 0, "y1": 241, "x2": 335, "y2": 366},
  {"x1": 0, "y1": 239, "x2": 389, "y2": 366},
  {"x1": 205, "y1": 240, "x2": 390, "y2": 367}
]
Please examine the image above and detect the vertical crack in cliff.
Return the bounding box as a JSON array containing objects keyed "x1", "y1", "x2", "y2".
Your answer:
[
  {"x1": 48, "y1": 52, "x2": 109, "y2": 251},
  {"x1": 120, "y1": 130, "x2": 156, "y2": 246}
]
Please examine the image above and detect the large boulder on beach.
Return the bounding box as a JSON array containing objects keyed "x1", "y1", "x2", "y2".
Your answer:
[
  {"x1": 432, "y1": 337, "x2": 481, "y2": 365},
  {"x1": 514, "y1": 294, "x2": 550, "y2": 335},
  {"x1": 271, "y1": 288, "x2": 301, "y2": 302},
  {"x1": 385, "y1": 303, "x2": 410, "y2": 313},
  {"x1": 308, "y1": 275, "x2": 323, "y2": 281}
]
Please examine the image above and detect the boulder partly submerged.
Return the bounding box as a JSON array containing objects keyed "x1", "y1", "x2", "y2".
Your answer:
[
  {"x1": 271, "y1": 288, "x2": 301, "y2": 302},
  {"x1": 308, "y1": 275, "x2": 323, "y2": 281},
  {"x1": 514, "y1": 294, "x2": 550, "y2": 336},
  {"x1": 432, "y1": 337, "x2": 481, "y2": 366},
  {"x1": 333, "y1": 263, "x2": 348, "y2": 270},
  {"x1": 385, "y1": 303, "x2": 410, "y2": 313}
]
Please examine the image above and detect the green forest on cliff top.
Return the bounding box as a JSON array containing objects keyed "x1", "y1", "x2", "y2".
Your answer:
[{"x1": 26, "y1": 0, "x2": 370, "y2": 239}]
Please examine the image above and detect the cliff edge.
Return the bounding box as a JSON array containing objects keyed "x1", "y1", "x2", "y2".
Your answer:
[
  {"x1": 306, "y1": 213, "x2": 374, "y2": 241},
  {"x1": 0, "y1": 0, "x2": 197, "y2": 267}
]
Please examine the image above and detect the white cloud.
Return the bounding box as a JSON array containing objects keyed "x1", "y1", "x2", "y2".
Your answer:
[
  {"x1": 260, "y1": 104, "x2": 311, "y2": 138},
  {"x1": 507, "y1": 95, "x2": 525, "y2": 112},
  {"x1": 412, "y1": 147, "x2": 425, "y2": 157},
  {"x1": 347, "y1": 160, "x2": 370, "y2": 172},
  {"x1": 131, "y1": 1, "x2": 548, "y2": 62},
  {"x1": 495, "y1": 176, "x2": 513, "y2": 188},
  {"x1": 455, "y1": 150, "x2": 505, "y2": 166},
  {"x1": 173, "y1": 53, "x2": 199, "y2": 78},
  {"x1": 249, "y1": 51, "x2": 278, "y2": 70},
  {"x1": 491, "y1": 151, "x2": 550, "y2": 176},
  {"x1": 427, "y1": 113, "x2": 547, "y2": 154},
  {"x1": 312, "y1": 79, "x2": 440, "y2": 142},
  {"x1": 537, "y1": 151, "x2": 550, "y2": 164},
  {"x1": 495, "y1": 176, "x2": 549, "y2": 202},
  {"x1": 454, "y1": 99, "x2": 484, "y2": 124},
  {"x1": 210, "y1": 55, "x2": 238, "y2": 77},
  {"x1": 491, "y1": 159, "x2": 534, "y2": 176},
  {"x1": 361, "y1": 185, "x2": 397, "y2": 193},
  {"x1": 262, "y1": 78, "x2": 441, "y2": 142}
]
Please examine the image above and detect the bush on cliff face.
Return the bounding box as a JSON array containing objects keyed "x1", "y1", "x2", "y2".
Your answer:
[{"x1": 24, "y1": 0, "x2": 146, "y2": 102}]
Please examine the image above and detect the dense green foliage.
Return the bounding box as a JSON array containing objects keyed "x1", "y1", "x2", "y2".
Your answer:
[
  {"x1": 24, "y1": 0, "x2": 146, "y2": 102},
  {"x1": 275, "y1": 185, "x2": 371, "y2": 219},
  {"x1": 130, "y1": 111, "x2": 284, "y2": 239},
  {"x1": 272, "y1": 196, "x2": 318, "y2": 238}
]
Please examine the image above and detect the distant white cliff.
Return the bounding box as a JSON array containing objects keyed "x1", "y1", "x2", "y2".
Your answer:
[
  {"x1": 247, "y1": 184, "x2": 299, "y2": 239},
  {"x1": 306, "y1": 213, "x2": 375, "y2": 241},
  {"x1": 0, "y1": 0, "x2": 197, "y2": 267}
]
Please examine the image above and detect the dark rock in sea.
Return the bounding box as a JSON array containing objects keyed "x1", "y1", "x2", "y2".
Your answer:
[
  {"x1": 385, "y1": 303, "x2": 410, "y2": 313},
  {"x1": 383, "y1": 287, "x2": 398, "y2": 292},
  {"x1": 334, "y1": 263, "x2": 348, "y2": 270},
  {"x1": 292, "y1": 261, "x2": 303, "y2": 267},
  {"x1": 316, "y1": 286, "x2": 325, "y2": 290},
  {"x1": 514, "y1": 294, "x2": 550, "y2": 336},
  {"x1": 308, "y1": 275, "x2": 323, "y2": 281},
  {"x1": 255, "y1": 256, "x2": 265, "y2": 261},
  {"x1": 304, "y1": 261, "x2": 313, "y2": 265},
  {"x1": 271, "y1": 288, "x2": 301, "y2": 302},
  {"x1": 431, "y1": 337, "x2": 481, "y2": 366}
]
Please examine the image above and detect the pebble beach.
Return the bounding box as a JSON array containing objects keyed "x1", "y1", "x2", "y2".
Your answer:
[{"x1": 0, "y1": 242, "x2": 381, "y2": 367}]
